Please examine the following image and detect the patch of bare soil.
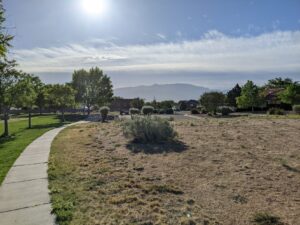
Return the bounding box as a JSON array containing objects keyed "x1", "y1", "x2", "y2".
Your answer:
[{"x1": 49, "y1": 118, "x2": 300, "y2": 225}]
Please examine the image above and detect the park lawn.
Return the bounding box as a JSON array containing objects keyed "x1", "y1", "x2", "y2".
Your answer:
[
  {"x1": 49, "y1": 118, "x2": 300, "y2": 225},
  {"x1": 0, "y1": 114, "x2": 84, "y2": 185}
]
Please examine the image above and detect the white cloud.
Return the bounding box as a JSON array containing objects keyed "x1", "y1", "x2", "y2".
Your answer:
[
  {"x1": 13, "y1": 30, "x2": 300, "y2": 75},
  {"x1": 156, "y1": 33, "x2": 167, "y2": 40}
]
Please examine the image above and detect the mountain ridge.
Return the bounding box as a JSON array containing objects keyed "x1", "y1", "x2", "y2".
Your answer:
[{"x1": 114, "y1": 83, "x2": 211, "y2": 101}]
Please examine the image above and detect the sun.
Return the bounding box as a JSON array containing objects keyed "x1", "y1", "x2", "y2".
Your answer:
[{"x1": 82, "y1": 0, "x2": 106, "y2": 15}]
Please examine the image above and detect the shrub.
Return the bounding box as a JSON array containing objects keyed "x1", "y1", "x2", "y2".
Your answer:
[
  {"x1": 191, "y1": 109, "x2": 200, "y2": 114},
  {"x1": 267, "y1": 108, "x2": 285, "y2": 115},
  {"x1": 141, "y1": 106, "x2": 154, "y2": 115},
  {"x1": 218, "y1": 106, "x2": 232, "y2": 116},
  {"x1": 100, "y1": 106, "x2": 110, "y2": 122},
  {"x1": 293, "y1": 105, "x2": 300, "y2": 114},
  {"x1": 129, "y1": 108, "x2": 140, "y2": 115},
  {"x1": 252, "y1": 212, "x2": 281, "y2": 225},
  {"x1": 165, "y1": 108, "x2": 174, "y2": 115},
  {"x1": 159, "y1": 109, "x2": 165, "y2": 114},
  {"x1": 122, "y1": 116, "x2": 177, "y2": 143},
  {"x1": 200, "y1": 108, "x2": 208, "y2": 114}
]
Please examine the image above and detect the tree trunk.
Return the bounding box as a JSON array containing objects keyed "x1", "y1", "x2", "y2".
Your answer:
[
  {"x1": 28, "y1": 110, "x2": 32, "y2": 129},
  {"x1": 252, "y1": 106, "x2": 254, "y2": 112},
  {"x1": 62, "y1": 109, "x2": 65, "y2": 122},
  {"x1": 87, "y1": 105, "x2": 91, "y2": 116},
  {"x1": 3, "y1": 112, "x2": 9, "y2": 137},
  {"x1": 39, "y1": 107, "x2": 42, "y2": 115}
]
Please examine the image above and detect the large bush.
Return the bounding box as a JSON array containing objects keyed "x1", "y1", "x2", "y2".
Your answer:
[
  {"x1": 122, "y1": 116, "x2": 177, "y2": 143},
  {"x1": 218, "y1": 106, "x2": 232, "y2": 116},
  {"x1": 200, "y1": 92, "x2": 225, "y2": 113},
  {"x1": 100, "y1": 106, "x2": 110, "y2": 122},
  {"x1": 267, "y1": 108, "x2": 285, "y2": 115},
  {"x1": 293, "y1": 105, "x2": 300, "y2": 114},
  {"x1": 165, "y1": 108, "x2": 174, "y2": 115},
  {"x1": 191, "y1": 109, "x2": 200, "y2": 114},
  {"x1": 129, "y1": 108, "x2": 140, "y2": 115},
  {"x1": 141, "y1": 106, "x2": 154, "y2": 115}
]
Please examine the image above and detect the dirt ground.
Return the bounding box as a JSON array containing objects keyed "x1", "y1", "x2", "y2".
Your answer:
[{"x1": 49, "y1": 117, "x2": 300, "y2": 225}]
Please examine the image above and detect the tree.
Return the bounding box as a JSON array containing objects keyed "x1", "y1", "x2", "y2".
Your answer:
[
  {"x1": 33, "y1": 78, "x2": 47, "y2": 115},
  {"x1": 226, "y1": 84, "x2": 241, "y2": 107},
  {"x1": 0, "y1": 0, "x2": 16, "y2": 136},
  {"x1": 200, "y1": 92, "x2": 225, "y2": 114},
  {"x1": 279, "y1": 82, "x2": 300, "y2": 105},
  {"x1": 14, "y1": 73, "x2": 38, "y2": 128},
  {"x1": 267, "y1": 77, "x2": 293, "y2": 88},
  {"x1": 159, "y1": 100, "x2": 175, "y2": 109},
  {"x1": 236, "y1": 80, "x2": 261, "y2": 112},
  {"x1": 0, "y1": 66, "x2": 19, "y2": 136},
  {"x1": 72, "y1": 67, "x2": 113, "y2": 115},
  {"x1": 130, "y1": 98, "x2": 145, "y2": 109},
  {"x1": 46, "y1": 84, "x2": 75, "y2": 122}
]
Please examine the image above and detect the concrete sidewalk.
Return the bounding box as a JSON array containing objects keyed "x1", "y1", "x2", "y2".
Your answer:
[{"x1": 0, "y1": 124, "x2": 78, "y2": 225}]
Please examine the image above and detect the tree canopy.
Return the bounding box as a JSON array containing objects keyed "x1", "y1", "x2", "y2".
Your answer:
[
  {"x1": 72, "y1": 67, "x2": 113, "y2": 114},
  {"x1": 200, "y1": 92, "x2": 225, "y2": 113},
  {"x1": 236, "y1": 80, "x2": 262, "y2": 111},
  {"x1": 226, "y1": 84, "x2": 241, "y2": 107}
]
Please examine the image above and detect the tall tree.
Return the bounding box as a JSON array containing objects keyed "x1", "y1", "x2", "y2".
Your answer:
[
  {"x1": 200, "y1": 92, "x2": 225, "y2": 114},
  {"x1": 72, "y1": 67, "x2": 113, "y2": 115},
  {"x1": 237, "y1": 80, "x2": 261, "y2": 112},
  {"x1": 279, "y1": 82, "x2": 300, "y2": 105},
  {"x1": 130, "y1": 98, "x2": 145, "y2": 109},
  {"x1": 0, "y1": 0, "x2": 16, "y2": 136},
  {"x1": 14, "y1": 73, "x2": 38, "y2": 128},
  {"x1": 267, "y1": 77, "x2": 293, "y2": 88},
  {"x1": 226, "y1": 84, "x2": 241, "y2": 107},
  {"x1": 46, "y1": 84, "x2": 75, "y2": 122}
]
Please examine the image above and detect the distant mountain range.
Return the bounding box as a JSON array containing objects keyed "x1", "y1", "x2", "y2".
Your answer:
[{"x1": 114, "y1": 83, "x2": 211, "y2": 101}]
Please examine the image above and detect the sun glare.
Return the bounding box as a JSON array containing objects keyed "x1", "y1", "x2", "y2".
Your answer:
[{"x1": 82, "y1": 0, "x2": 106, "y2": 15}]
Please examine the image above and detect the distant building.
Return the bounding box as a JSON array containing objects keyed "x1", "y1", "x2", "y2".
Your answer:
[
  {"x1": 110, "y1": 98, "x2": 134, "y2": 113},
  {"x1": 178, "y1": 100, "x2": 199, "y2": 110}
]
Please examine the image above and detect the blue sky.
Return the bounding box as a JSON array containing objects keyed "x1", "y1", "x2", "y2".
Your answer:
[{"x1": 4, "y1": 0, "x2": 300, "y2": 89}]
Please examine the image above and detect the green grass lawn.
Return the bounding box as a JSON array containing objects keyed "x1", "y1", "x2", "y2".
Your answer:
[{"x1": 0, "y1": 114, "x2": 85, "y2": 185}]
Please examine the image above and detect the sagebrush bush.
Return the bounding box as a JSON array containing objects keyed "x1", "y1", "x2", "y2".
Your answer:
[
  {"x1": 165, "y1": 108, "x2": 174, "y2": 115},
  {"x1": 267, "y1": 108, "x2": 285, "y2": 115},
  {"x1": 129, "y1": 108, "x2": 140, "y2": 115},
  {"x1": 141, "y1": 106, "x2": 154, "y2": 115},
  {"x1": 191, "y1": 109, "x2": 200, "y2": 114},
  {"x1": 218, "y1": 106, "x2": 232, "y2": 116},
  {"x1": 122, "y1": 116, "x2": 177, "y2": 143},
  {"x1": 293, "y1": 105, "x2": 300, "y2": 114},
  {"x1": 100, "y1": 106, "x2": 110, "y2": 122}
]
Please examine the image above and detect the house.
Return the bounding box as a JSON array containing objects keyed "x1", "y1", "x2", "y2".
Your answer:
[
  {"x1": 265, "y1": 88, "x2": 284, "y2": 105},
  {"x1": 178, "y1": 100, "x2": 199, "y2": 110}
]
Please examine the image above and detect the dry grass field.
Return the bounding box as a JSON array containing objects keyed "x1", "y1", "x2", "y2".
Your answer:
[{"x1": 49, "y1": 117, "x2": 300, "y2": 225}]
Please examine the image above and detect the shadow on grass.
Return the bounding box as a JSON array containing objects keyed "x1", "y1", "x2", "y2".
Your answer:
[
  {"x1": 126, "y1": 140, "x2": 188, "y2": 154},
  {"x1": 0, "y1": 135, "x2": 16, "y2": 145}
]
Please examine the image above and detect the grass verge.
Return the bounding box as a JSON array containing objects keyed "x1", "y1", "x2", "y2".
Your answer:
[{"x1": 0, "y1": 114, "x2": 85, "y2": 185}]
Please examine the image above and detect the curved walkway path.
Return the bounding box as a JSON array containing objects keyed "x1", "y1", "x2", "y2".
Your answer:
[{"x1": 0, "y1": 123, "x2": 83, "y2": 225}]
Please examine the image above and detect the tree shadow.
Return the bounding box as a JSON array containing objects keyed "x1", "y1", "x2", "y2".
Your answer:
[
  {"x1": 0, "y1": 135, "x2": 16, "y2": 146},
  {"x1": 126, "y1": 140, "x2": 188, "y2": 154}
]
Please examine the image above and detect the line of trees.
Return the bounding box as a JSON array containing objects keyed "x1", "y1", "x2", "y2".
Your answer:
[
  {"x1": 199, "y1": 78, "x2": 300, "y2": 114},
  {"x1": 0, "y1": 1, "x2": 114, "y2": 137}
]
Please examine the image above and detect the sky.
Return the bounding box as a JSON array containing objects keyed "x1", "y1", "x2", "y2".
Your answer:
[{"x1": 4, "y1": 0, "x2": 300, "y2": 89}]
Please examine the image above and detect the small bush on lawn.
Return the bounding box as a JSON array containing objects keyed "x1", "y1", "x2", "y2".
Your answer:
[
  {"x1": 267, "y1": 108, "x2": 285, "y2": 115},
  {"x1": 122, "y1": 116, "x2": 177, "y2": 143},
  {"x1": 129, "y1": 108, "x2": 140, "y2": 115},
  {"x1": 141, "y1": 106, "x2": 154, "y2": 115},
  {"x1": 165, "y1": 108, "x2": 174, "y2": 115},
  {"x1": 293, "y1": 105, "x2": 300, "y2": 114},
  {"x1": 218, "y1": 106, "x2": 232, "y2": 116},
  {"x1": 191, "y1": 109, "x2": 200, "y2": 114},
  {"x1": 100, "y1": 106, "x2": 110, "y2": 122},
  {"x1": 200, "y1": 108, "x2": 208, "y2": 114}
]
